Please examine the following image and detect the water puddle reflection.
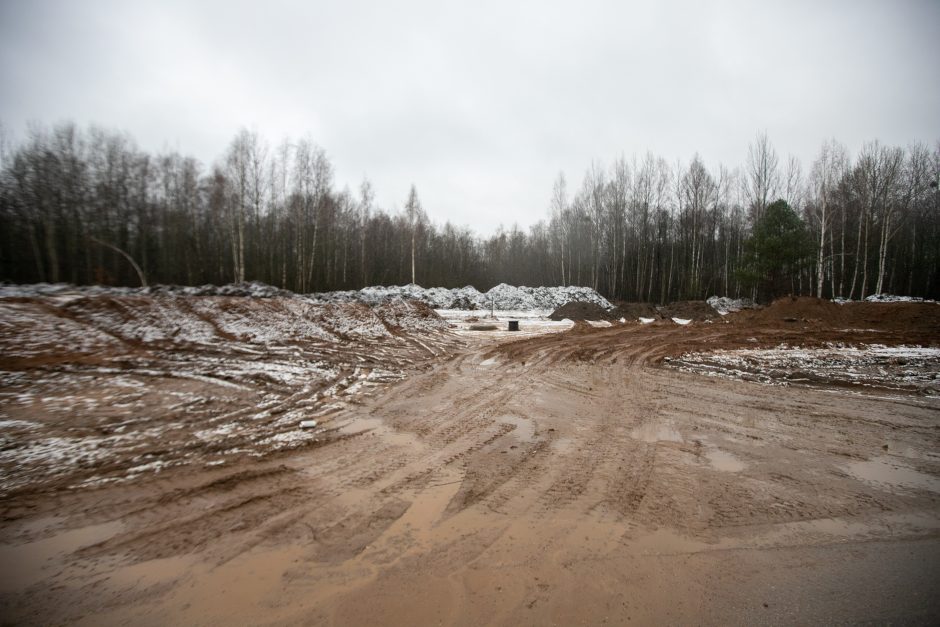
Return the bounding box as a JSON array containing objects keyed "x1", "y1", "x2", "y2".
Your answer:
[{"x1": 845, "y1": 456, "x2": 939, "y2": 492}]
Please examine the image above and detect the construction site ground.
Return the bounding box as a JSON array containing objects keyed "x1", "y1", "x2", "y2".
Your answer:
[{"x1": 1, "y1": 295, "x2": 938, "y2": 625}]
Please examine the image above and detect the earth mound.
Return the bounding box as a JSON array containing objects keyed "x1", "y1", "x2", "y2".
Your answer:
[
  {"x1": 549, "y1": 301, "x2": 617, "y2": 321},
  {"x1": 657, "y1": 300, "x2": 719, "y2": 321},
  {"x1": 611, "y1": 302, "x2": 660, "y2": 320},
  {"x1": 733, "y1": 296, "x2": 843, "y2": 326},
  {"x1": 842, "y1": 301, "x2": 940, "y2": 333}
]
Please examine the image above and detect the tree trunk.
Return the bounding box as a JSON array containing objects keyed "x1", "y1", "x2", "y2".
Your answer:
[{"x1": 816, "y1": 204, "x2": 827, "y2": 298}]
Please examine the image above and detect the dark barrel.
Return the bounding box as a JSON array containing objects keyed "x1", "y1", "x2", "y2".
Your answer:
[{"x1": 508, "y1": 320, "x2": 520, "y2": 331}]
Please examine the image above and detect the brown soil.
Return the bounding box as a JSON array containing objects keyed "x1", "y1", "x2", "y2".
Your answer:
[
  {"x1": 731, "y1": 296, "x2": 844, "y2": 326},
  {"x1": 1, "y1": 296, "x2": 939, "y2": 625},
  {"x1": 731, "y1": 296, "x2": 940, "y2": 335},
  {"x1": 548, "y1": 301, "x2": 616, "y2": 321},
  {"x1": 610, "y1": 301, "x2": 660, "y2": 319},
  {"x1": 657, "y1": 299, "x2": 720, "y2": 320}
]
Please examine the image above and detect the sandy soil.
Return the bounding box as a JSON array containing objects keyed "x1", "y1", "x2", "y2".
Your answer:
[{"x1": 1, "y1": 297, "x2": 939, "y2": 625}]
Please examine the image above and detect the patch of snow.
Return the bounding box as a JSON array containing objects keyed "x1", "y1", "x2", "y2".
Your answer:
[
  {"x1": 669, "y1": 343, "x2": 940, "y2": 392},
  {"x1": 864, "y1": 294, "x2": 936, "y2": 304},
  {"x1": 639, "y1": 317, "x2": 655, "y2": 325},
  {"x1": 707, "y1": 296, "x2": 757, "y2": 315},
  {"x1": 0, "y1": 419, "x2": 40, "y2": 430},
  {"x1": 672, "y1": 318, "x2": 692, "y2": 325}
]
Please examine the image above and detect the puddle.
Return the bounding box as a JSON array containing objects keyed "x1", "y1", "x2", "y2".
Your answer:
[
  {"x1": 497, "y1": 414, "x2": 536, "y2": 443},
  {"x1": 845, "y1": 456, "x2": 940, "y2": 493},
  {"x1": 375, "y1": 467, "x2": 465, "y2": 555},
  {"x1": 629, "y1": 423, "x2": 682, "y2": 443},
  {"x1": 883, "y1": 441, "x2": 940, "y2": 462},
  {"x1": 107, "y1": 555, "x2": 195, "y2": 589},
  {"x1": 0, "y1": 520, "x2": 123, "y2": 592},
  {"x1": 751, "y1": 511, "x2": 940, "y2": 549},
  {"x1": 705, "y1": 449, "x2": 746, "y2": 472},
  {"x1": 336, "y1": 416, "x2": 423, "y2": 450}
]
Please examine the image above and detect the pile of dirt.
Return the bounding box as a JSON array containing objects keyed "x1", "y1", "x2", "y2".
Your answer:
[
  {"x1": 729, "y1": 297, "x2": 940, "y2": 336},
  {"x1": 842, "y1": 301, "x2": 940, "y2": 334},
  {"x1": 657, "y1": 300, "x2": 719, "y2": 321},
  {"x1": 611, "y1": 302, "x2": 660, "y2": 320},
  {"x1": 732, "y1": 296, "x2": 844, "y2": 326},
  {"x1": 549, "y1": 301, "x2": 616, "y2": 321}
]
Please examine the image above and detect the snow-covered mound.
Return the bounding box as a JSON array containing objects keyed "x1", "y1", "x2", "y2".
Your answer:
[
  {"x1": 373, "y1": 298, "x2": 450, "y2": 333},
  {"x1": 3, "y1": 281, "x2": 614, "y2": 312},
  {"x1": 311, "y1": 283, "x2": 612, "y2": 311},
  {"x1": 707, "y1": 296, "x2": 758, "y2": 315},
  {"x1": 0, "y1": 291, "x2": 449, "y2": 358},
  {"x1": 0, "y1": 281, "x2": 294, "y2": 299}
]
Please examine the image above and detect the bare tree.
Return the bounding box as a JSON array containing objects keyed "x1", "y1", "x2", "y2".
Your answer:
[
  {"x1": 809, "y1": 140, "x2": 848, "y2": 297},
  {"x1": 404, "y1": 184, "x2": 424, "y2": 285},
  {"x1": 358, "y1": 178, "x2": 374, "y2": 286},
  {"x1": 3, "y1": 122, "x2": 938, "y2": 302},
  {"x1": 549, "y1": 172, "x2": 569, "y2": 285},
  {"x1": 745, "y1": 131, "x2": 780, "y2": 223}
]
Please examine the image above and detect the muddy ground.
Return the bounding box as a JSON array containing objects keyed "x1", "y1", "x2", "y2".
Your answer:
[{"x1": 1, "y1": 296, "x2": 939, "y2": 625}]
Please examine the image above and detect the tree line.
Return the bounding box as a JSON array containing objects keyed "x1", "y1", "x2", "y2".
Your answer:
[{"x1": 1, "y1": 122, "x2": 938, "y2": 302}]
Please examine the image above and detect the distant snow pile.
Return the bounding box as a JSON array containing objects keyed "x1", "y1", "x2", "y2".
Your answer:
[
  {"x1": 3, "y1": 281, "x2": 614, "y2": 312},
  {"x1": 707, "y1": 296, "x2": 758, "y2": 315},
  {"x1": 147, "y1": 281, "x2": 295, "y2": 298},
  {"x1": 311, "y1": 283, "x2": 612, "y2": 311},
  {"x1": 863, "y1": 294, "x2": 935, "y2": 304}
]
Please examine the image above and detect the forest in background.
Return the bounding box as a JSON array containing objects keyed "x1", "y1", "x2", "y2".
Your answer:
[{"x1": 1, "y1": 122, "x2": 938, "y2": 303}]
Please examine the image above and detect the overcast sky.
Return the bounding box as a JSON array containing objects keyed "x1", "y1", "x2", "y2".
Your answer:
[{"x1": 1, "y1": 0, "x2": 938, "y2": 233}]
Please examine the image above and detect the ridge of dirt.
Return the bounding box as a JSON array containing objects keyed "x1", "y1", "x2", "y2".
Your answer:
[
  {"x1": 0, "y1": 294, "x2": 461, "y2": 498},
  {"x1": 730, "y1": 296, "x2": 844, "y2": 326}
]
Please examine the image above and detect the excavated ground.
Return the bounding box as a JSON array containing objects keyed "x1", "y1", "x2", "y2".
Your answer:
[{"x1": 1, "y1": 296, "x2": 939, "y2": 625}]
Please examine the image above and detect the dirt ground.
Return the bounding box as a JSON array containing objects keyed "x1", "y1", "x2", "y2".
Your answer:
[{"x1": 1, "y1": 296, "x2": 939, "y2": 625}]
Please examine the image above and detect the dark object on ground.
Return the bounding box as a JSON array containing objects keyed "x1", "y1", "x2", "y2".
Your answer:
[
  {"x1": 508, "y1": 320, "x2": 519, "y2": 331},
  {"x1": 469, "y1": 324, "x2": 498, "y2": 331},
  {"x1": 549, "y1": 301, "x2": 616, "y2": 321}
]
